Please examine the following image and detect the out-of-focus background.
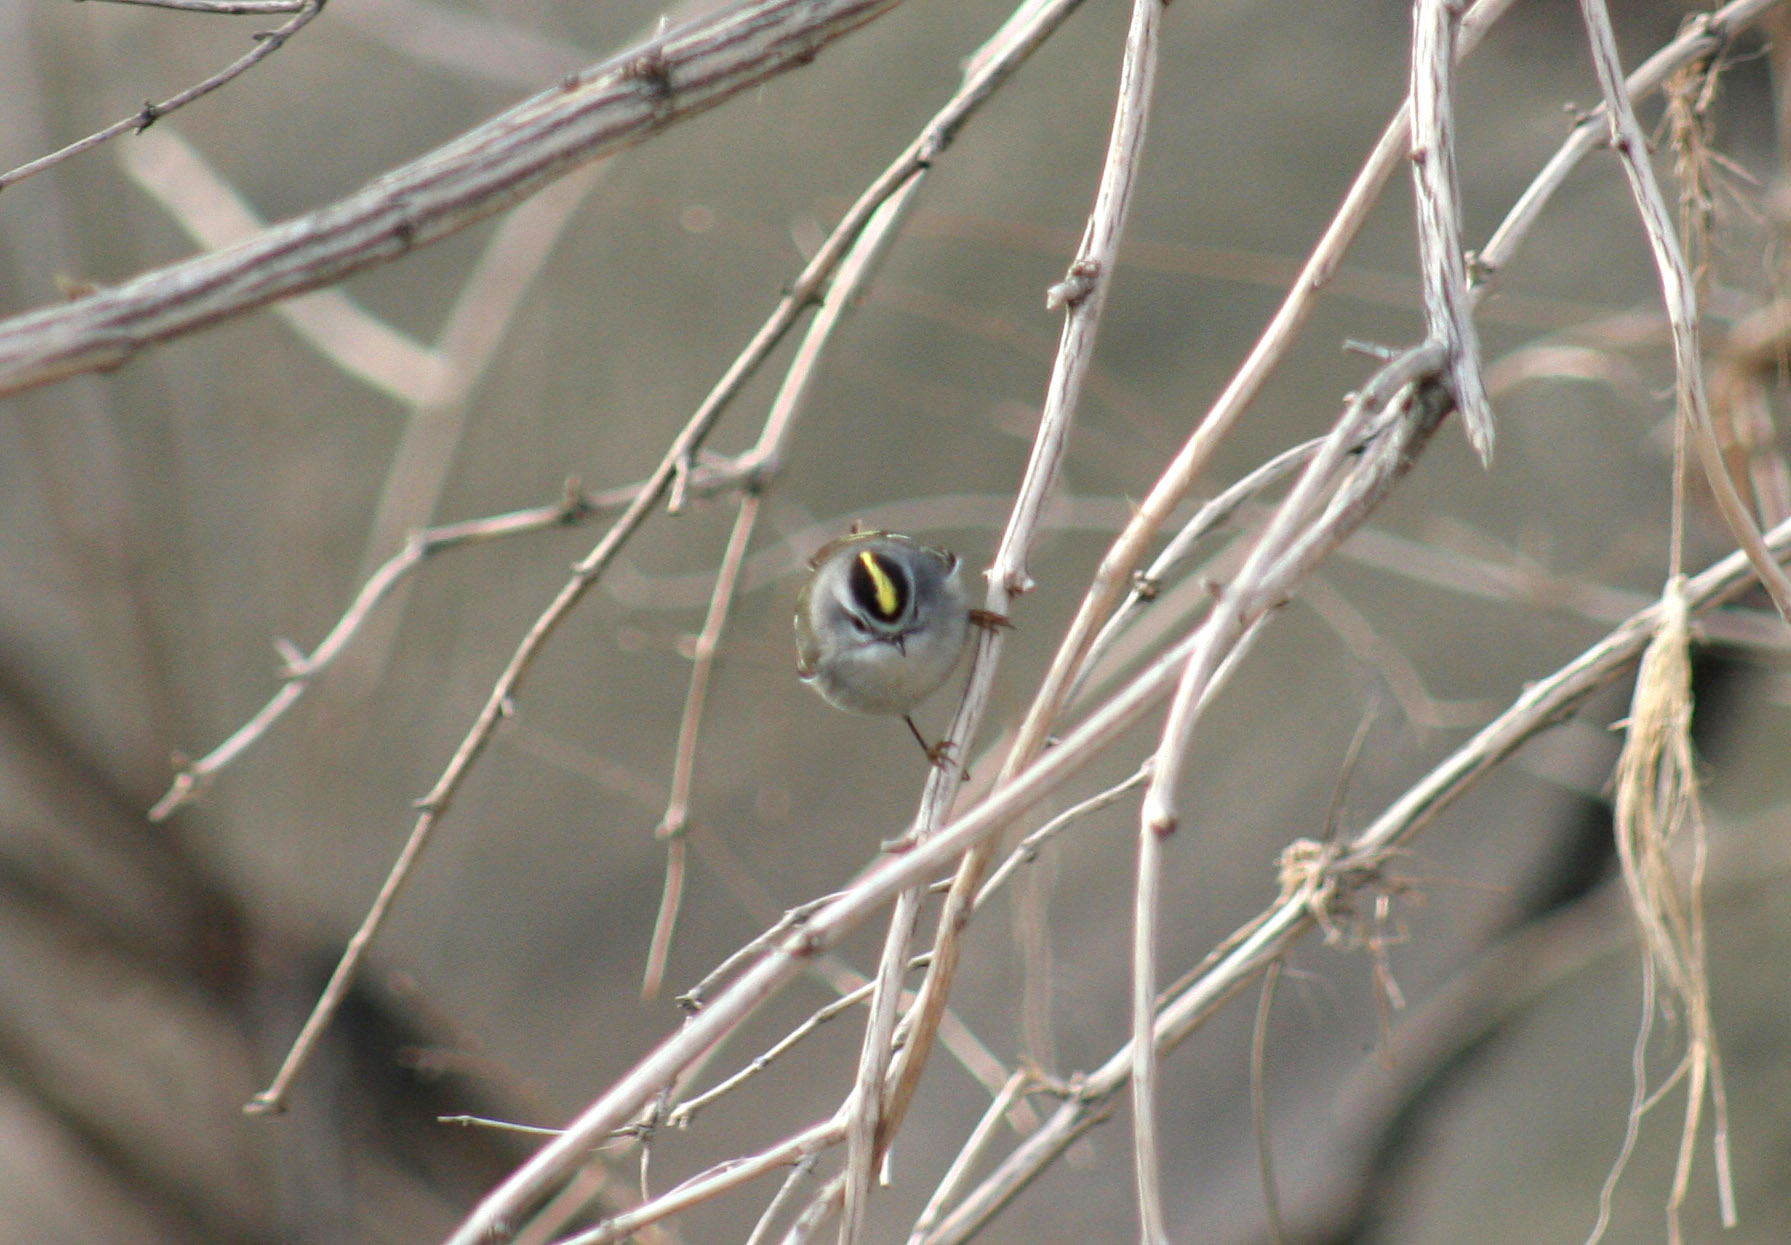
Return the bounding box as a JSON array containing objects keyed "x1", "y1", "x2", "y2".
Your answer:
[{"x1": 2, "y1": 1, "x2": 1789, "y2": 1241}]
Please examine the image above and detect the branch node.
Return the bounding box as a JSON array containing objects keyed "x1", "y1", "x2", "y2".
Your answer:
[{"x1": 1044, "y1": 258, "x2": 1101, "y2": 312}]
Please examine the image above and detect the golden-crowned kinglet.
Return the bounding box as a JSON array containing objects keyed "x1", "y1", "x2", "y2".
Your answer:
[{"x1": 794, "y1": 530, "x2": 983, "y2": 763}]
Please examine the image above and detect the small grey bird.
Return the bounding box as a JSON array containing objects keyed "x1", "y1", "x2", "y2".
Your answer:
[{"x1": 794, "y1": 529, "x2": 998, "y2": 764}]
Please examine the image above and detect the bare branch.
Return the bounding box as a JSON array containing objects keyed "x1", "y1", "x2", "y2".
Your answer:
[
  {"x1": 0, "y1": 0, "x2": 912, "y2": 397},
  {"x1": 78, "y1": 0, "x2": 306, "y2": 12},
  {"x1": 148, "y1": 485, "x2": 596, "y2": 820},
  {"x1": 1575, "y1": 0, "x2": 1791, "y2": 622},
  {"x1": 925, "y1": 517, "x2": 1791, "y2": 1243},
  {"x1": 1410, "y1": 0, "x2": 1493, "y2": 460},
  {"x1": 0, "y1": 1, "x2": 324, "y2": 193}
]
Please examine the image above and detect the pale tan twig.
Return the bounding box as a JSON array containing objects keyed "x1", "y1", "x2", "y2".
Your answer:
[
  {"x1": 973, "y1": 763, "x2": 1153, "y2": 910},
  {"x1": 243, "y1": 0, "x2": 1096, "y2": 1115},
  {"x1": 747, "y1": 1155, "x2": 823, "y2": 1245},
  {"x1": 0, "y1": 1, "x2": 324, "y2": 193},
  {"x1": 644, "y1": 173, "x2": 926, "y2": 1001},
  {"x1": 0, "y1": 0, "x2": 913, "y2": 397},
  {"x1": 1478, "y1": 0, "x2": 1784, "y2": 283},
  {"x1": 1577, "y1": 0, "x2": 1791, "y2": 624},
  {"x1": 148, "y1": 485, "x2": 595, "y2": 820},
  {"x1": 667, "y1": 965, "x2": 913, "y2": 1130},
  {"x1": 79, "y1": 0, "x2": 305, "y2": 11},
  {"x1": 919, "y1": 1091, "x2": 1107, "y2": 1245},
  {"x1": 561, "y1": 1115, "x2": 847, "y2": 1245},
  {"x1": 866, "y1": 3, "x2": 1171, "y2": 1218},
  {"x1": 1410, "y1": 0, "x2": 1493, "y2": 461},
  {"x1": 1251, "y1": 961, "x2": 1289, "y2": 1245},
  {"x1": 883, "y1": 2, "x2": 1520, "y2": 1165},
  {"x1": 1130, "y1": 787, "x2": 1169, "y2": 1243},
  {"x1": 905, "y1": 1068, "x2": 1032, "y2": 1243},
  {"x1": 642, "y1": 494, "x2": 760, "y2": 1001},
  {"x1": 1130, "y1": 346, "x2": 1447, "y2": 1240},
  {"x1": 923, "y1": 518, "x2": 1791, "y2": 1245},
  {"x1": 782, "y1": 1175, "x2": 846, "y2": 1244},
  {"x1": 441, "y1": 355, "x2": 1456, "y2": 1245},
  {"x1": 1071, "y1": 434, "x2": 1319, "y2": 708}
]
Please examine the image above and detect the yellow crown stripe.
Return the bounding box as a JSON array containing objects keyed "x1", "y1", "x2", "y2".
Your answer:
[{"x1": 858, "y1": 549, "x2": 901, "y2": 618}]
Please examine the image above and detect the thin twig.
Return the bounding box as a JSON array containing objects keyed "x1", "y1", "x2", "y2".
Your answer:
[
  {"x1": 905, "y1": 1068, "x2": 1032, "y2": 1243},
  {"x1": 883, "y1": 2, "x2": 1521, "y2": 1163},
  {"x1": 1251, "y1": 961, "x2": 1288, "y2": 1245},
  {"x1": 149, "y1": 486, "x2": 594, "y2": 820},
  {"x1": 668, "y1": 965, "x2": 913, "y2": 1130},
  {"x1": 747, "y1": 1156, "x2": 823, "y2": 1245},
  {"x1": 870, "y1": 0, "x2": 1169, "y2": 1210},
  {"x1": 973, "y1": 763, "x2": 1153, "y2": 909},
  {"x1": 0, "y1": 0, "x2": 914, "y2": 396},
  {"x1": 1575, "y1": 0, "x2": 1791, "y2": 624},
  {"x1": 0, "y1": 1, "x2": 325, "y2": 193},
  {"x1": 561, "y1": 1116, "x2": 847, "y2": 1245},
  {"x1": 1477, "y1": 0, "x2": 1784, "y2": 282},
  {"x1": 1410, "y1": 0, "x2": 1494, "y2": 461},
  {"x1": 78, "y1": 0, "x2": 306, "y2": 11},
  {"x1": 1130, "y1": 763, "x2": 1170, "y2": 1245},
  {"x1": 644, "y1": 171, "x2": 926, "y2": 1001},
  {"x1": 925, "y1": 518, "x2": 1791, "y2": 1244},
  {"x1": 1071, "y1": 435, "x2": 1319, "y2": 706},
  {"x1": 643, "y1": 494, "x2": 761, "y2": 999}
]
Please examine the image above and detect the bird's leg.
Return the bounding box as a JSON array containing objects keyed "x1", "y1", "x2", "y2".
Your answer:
[{"x1": 905, "y1": 714, "x2": 957, "y2": 769}]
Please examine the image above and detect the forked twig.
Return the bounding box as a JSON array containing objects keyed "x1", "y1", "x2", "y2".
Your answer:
[
  {"x1": 880, "y1": 1, "x2": 1520, "y2": 1172},
  {"x1": 0, "y1": 1, "x2": 325, "y2": 193},
  {"x1": 149, "y1": 486, "x2": 596, "y2": 821},
  {"x1": 920, "y1": 517, "x2": 1791, "y2": 1244},
  {"x1": 839, "y1": 3, "x2": 1164, "y2": 1237},
  {"x1": 0, "y1": 0, "x2": 913, "y2": 397},
  {"x1": 1576, "y1": 0, "x2": 1791, "y2": 625},
  {"x1": 1410, "y1": 0, "x2": 1493, "y2": 460}
]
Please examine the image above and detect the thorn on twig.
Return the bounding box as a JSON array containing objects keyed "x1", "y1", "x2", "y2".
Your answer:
[
  {"x1": 1342, "y1": 339, "x2": 1397, "y2": 361},
  {"x1": 274, "y1": 637, "x2": 308, "y2": 677},
  {"x1": 243, "y1": 1091, "x2": 286, "y2": 1117},
  {"x1": 621, "y1": 44, "x2": 675, "y2": 116},
  {"x1": 669, "y1": 452, "x2": 696, "y2": 513},
  {"x1": 53, "y1": 273, "x2": 99, "y2": 300},
  {"x1": 1045, "y1": 259, "x2": 1101, "y2": 312},
  {"x1": 557, "y1": 476, "x2": 591, "y2": 523}
]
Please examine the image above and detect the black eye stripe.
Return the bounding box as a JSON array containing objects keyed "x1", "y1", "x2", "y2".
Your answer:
[{"x1": 847, "y1": 550, "x2": 909, "y2": 623}]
